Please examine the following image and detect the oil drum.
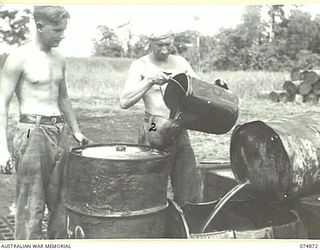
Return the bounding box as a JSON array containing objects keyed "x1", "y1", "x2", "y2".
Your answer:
[
  {"x1": 230, "y1": 113, "x2": 320, "y2": 202},
  {"x1": 167, "y1": 199, "x2": 306, "y2": 239},
  {"x1": 65, "y1": 143, "x2": 170, "y2": 239},
  {"x1": 163, "y1": 73, "x2": 239, "y2": 134}
]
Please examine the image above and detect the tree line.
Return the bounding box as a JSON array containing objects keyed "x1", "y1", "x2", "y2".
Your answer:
[
  {"x1": 2, "y1": 5, "x2": 320, "y2": 72},
  {"x1": 92, "y1": 5, "x2": 320, "y2": 72}
]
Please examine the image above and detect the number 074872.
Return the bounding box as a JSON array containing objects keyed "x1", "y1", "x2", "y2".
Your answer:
[{"x1": 300, "y1": 244, "x2": 319, "y2": 249}]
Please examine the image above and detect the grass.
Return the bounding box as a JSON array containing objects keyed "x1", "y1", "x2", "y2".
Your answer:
[
  {"x1": 66, "y1": 57, "x2": 133, "y2": 100},
  {"x1": 198, "y1": 71, "x2": 288, "y2": 99},
  {"x1": 65, "y1": 57, "x2": 288, "y2": 101}
]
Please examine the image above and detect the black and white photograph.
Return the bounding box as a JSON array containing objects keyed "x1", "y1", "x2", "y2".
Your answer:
[{"x1": 0, "y1": 3, "x2": 319, "y2": 247}]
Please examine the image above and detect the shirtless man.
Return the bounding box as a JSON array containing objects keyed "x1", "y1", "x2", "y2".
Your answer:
[
  {"x1": 0, "y1": 6, "x2": 88, "y2": 239},
  {"x1": 120, "y1": 31, "x2": 202, "y2": 206}
]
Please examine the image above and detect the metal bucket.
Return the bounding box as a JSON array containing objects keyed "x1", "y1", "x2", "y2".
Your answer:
[
  {"x1": 230, "y1": 113, "x2": 320, "y2": 202},
  {"x1": 163, "y1": 73, "x2": 239, "y2": 134},
  {"x1": 65, "y1": 143, "x2": 170, "y2": 239},
  {"x1": 146, "y1": 115, "x2": 182, "y2": 150},
  {"x1": 166, "y1": 199, "x2": 306, "y2": 239}
]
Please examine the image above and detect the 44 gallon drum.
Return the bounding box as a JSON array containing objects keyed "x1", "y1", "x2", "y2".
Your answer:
[
  {"x1": 230, "y1": 113, "x2": 320, "y2": 202},
  {"x1": 65, "y1": 143, "x2": 170, "y2": 239}
]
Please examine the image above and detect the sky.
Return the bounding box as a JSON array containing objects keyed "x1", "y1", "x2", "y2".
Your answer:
[{"x1": 2, "y1": 4, "x2": 320, "y2": 57}]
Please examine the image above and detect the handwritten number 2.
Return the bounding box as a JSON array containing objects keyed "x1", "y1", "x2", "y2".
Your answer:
[{"x1": 149, "y1": 122, "x2": 157, "y2": 132}]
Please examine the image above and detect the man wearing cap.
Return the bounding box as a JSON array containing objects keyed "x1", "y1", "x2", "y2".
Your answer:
[
  {"x1": 120, "y1": 31, "x2": 202, "y2": 206},
  {"x1": 0, "y1": 6, "x2": 88, "y2": 239}
]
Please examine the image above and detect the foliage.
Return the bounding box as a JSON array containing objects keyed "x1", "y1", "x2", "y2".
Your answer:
[
  {"x1": 92, "y1": 5, "x2": 320, "y2": 72},
  {"x1": 92, "y1": 25, "x2": 123, "y2": 57},
  {"x1": 198, "y1": 5, "x2": 320, "y2": 72},
  {"x1": 173, "y1": 30, "x2": 201, "y2": 70},
  {"x1": 130, "y1": 34, "x2": 150, "y2": 58},
  {"x1": 0, "y1": 6, "x2": 31, "y2": 46}
]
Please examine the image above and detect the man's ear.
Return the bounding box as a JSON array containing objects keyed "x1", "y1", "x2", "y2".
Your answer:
[{"x1": 36, "y1": 22, "x2": 43, "y2": 32}]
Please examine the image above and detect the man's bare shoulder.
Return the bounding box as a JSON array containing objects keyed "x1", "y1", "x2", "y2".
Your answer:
[
  {"x1": 169, "y1": 54, "x2": 189, "y2": 64},
  {"x1": 1, "y1": 43, "x2": 37, "y2": 73},
  {"x1": 52, "y1": 49, "x2": 66, "y2": 63},
  {"x1": 131, "y1": 54, "x2": 150, "y2": 68},
  {"x1": 51, "y1": 50, "x2": 66, "y2": 69}
]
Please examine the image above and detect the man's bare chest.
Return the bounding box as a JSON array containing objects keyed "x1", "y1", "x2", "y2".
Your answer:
[
  {"x1": 22, "y1": 57, "x2": 63, "y2": 85},
  {"x1": 144, "y1": 63, "x2": 185, "y2": 76}
]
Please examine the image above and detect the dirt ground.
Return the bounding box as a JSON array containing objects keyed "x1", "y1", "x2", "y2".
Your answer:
[{"x1": 0, "y1": 97, "x2": 145, "y2": 217}]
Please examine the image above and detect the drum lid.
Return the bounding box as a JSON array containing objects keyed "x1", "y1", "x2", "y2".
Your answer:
[{"x1": 71, "y1": 144, "x2": 168, "y2": 160}]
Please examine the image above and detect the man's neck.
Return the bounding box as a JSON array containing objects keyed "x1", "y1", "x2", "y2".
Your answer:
[
  {"x1": 34, "y1": 35, "x2": 52, "y2": 53},
  {"x1": 150, "y1": 53, "x2": 169, "y2": 64}
]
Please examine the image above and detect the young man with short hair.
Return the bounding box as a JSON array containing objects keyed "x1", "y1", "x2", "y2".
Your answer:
[{"x1": 0, "y1": 6, "x2": 88, "y2": 239}]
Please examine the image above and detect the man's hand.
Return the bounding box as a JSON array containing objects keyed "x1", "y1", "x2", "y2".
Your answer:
[
  {"x1": 214, "y1": 78, "x2": 230, "y2": 90},
  {"x1": 73, "y1": 132, "x2": 89, "y2": 146},
  {"x1": 0, "y1": 152, "x2": 13, "y2": 175},
  {"x1": 145, "y1": 71, "x2": 172, "y2": 86}
]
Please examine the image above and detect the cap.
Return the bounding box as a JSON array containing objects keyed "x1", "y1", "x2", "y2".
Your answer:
[{"x1": 149, "y1": 30, "x2": 174, "y2": 41}]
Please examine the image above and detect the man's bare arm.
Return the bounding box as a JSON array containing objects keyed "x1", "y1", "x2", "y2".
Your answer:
[
  {"x1": 119, "y1": 60, "x2": 170, "y2": 109},
  {"x1": 0, "y1": 52, "x2": 22, "y2": 169},
  {"x1": 58, "y1": 61, "x2": 88, "y2": 145},
  {"x1": 119, "y1": 61, "x2": 153, "y2": 109}
]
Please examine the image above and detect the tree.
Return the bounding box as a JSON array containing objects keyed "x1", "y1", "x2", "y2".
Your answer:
[
  {"x1": 130, "y1": 34, "x2": 150, "y2": 58},
  {"x1": 210, "y1": 6, "x2": 267, "y2": 70},
  {"x1": 92, "y1": 25, "x2": 123, "y2": 57},
  {"x1": 241, "y1": 5, "x2": 265, "y2": 46},
  {"x1": 174, "y1": 30, "x2": 200, "y2": 69},
  {"x1": 211, "y1": 27, "x2": 243, "y2": 70},
  {"x1": 198, "y1": 35, "x2": 217, "y2": 72},
  {"x1": 285, "y1": 10, "x2": 318, "y2": 57},
  {"x1": 268, "y1": 5, "x2": 286, "y2": 41},
  {"x1": 0, "y1": 6, "x2": 31, "y2": 46},
  {"x1": 311, "y1": 14, "x2": 320, "y2": 54}
]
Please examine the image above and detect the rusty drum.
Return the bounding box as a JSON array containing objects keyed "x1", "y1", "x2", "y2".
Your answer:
[
  {"x1": 65, "y1": 143, "x2": 170, "y2": 239},
  {"x1": 163, "y1": 73, "x2": 239, "y2": 134},
  {"x1": 230, "y1": 113, "x2": 320, "y2": 202}
]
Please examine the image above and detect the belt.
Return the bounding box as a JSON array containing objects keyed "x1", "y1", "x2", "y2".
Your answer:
[{"x1": 19, "y1": 114, "x2": 64, "y2": 125}]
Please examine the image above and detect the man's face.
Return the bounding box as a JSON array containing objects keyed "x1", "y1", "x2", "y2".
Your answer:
[
  {"x1": 150, "y1": 36, "x2": 174, "y2": 61},
  {"x1": 38, "y1": 18, "x2": 68, "y2": 48}
]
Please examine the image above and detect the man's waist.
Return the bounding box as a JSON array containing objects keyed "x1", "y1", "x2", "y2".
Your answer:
[
  {"x1": 143, "y1": 112, "x2": 157, "y2": 122},
  {"x1": 19, "y1": 114, "x2": 65, "y2": 125},
  {"x1": 143, "y1": 111, "x2": 172, "y2": 122},
  {"x1": 143, "y1": 112, "x2": 178, "y2": 124}
]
